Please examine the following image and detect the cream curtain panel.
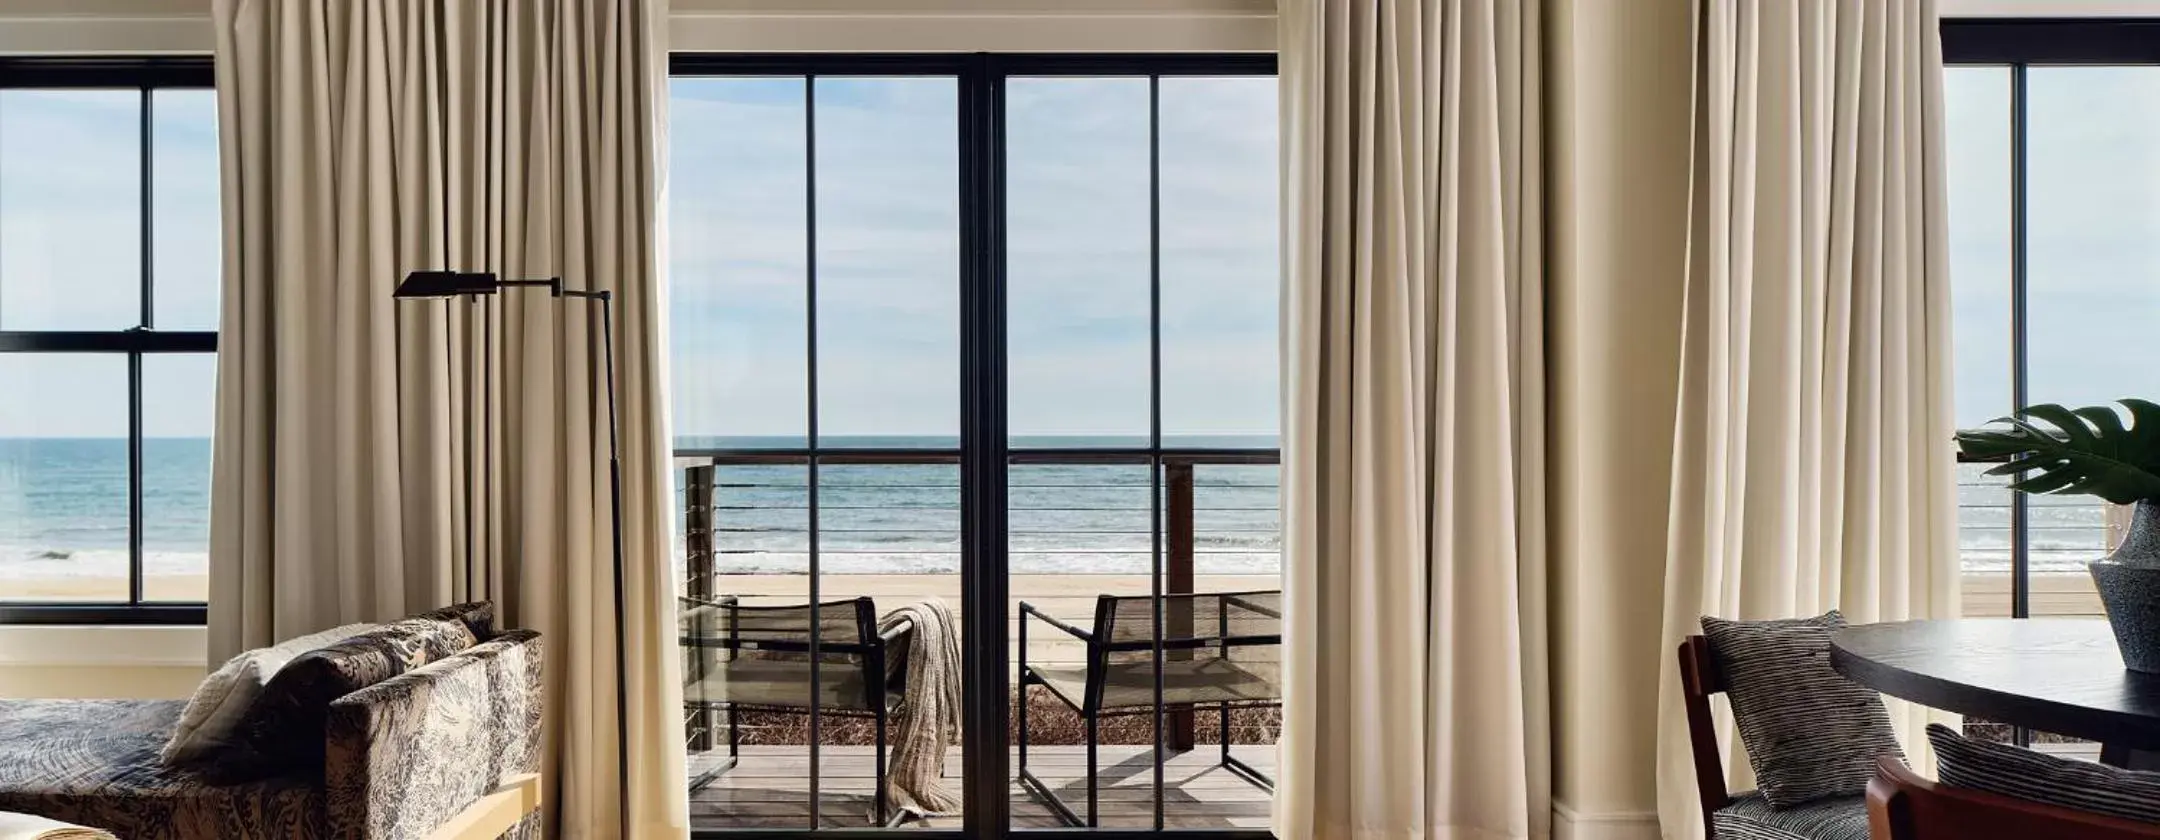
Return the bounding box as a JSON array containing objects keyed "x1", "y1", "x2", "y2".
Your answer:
[
  {"x1": 207, "y1": 1, "x2": 689, "y2": 836},
  {"x1": 1655, "y1": 1, "x2": 1959, "y2": 836},
  {"x1": 1276, "y1": 1, "x2": 1549, "y2": 838}
]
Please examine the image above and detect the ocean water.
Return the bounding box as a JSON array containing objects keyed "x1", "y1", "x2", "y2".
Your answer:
[
  {"x1": 0, "y1": 438, "x2": 2110, "y2": 582},
  {"x1": 676, "y1": 435, "x2": 1284, "y2": 576},
  {"x1": 684, "y1": 461, "x2": 1283, "y2": 577},
  {"x1": 0, "y1": 438, "x2": 212, "y2": 581}
]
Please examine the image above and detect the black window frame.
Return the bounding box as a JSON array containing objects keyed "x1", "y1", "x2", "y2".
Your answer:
[
  {"x1": 0, "y1": 57, "x2": 216, "y2": 626},
  {"x1": 1941, "y1": 18, "x2": 2160, "y2": 746},
  {"x1": 668, "y1": 52, "x2": 1279, "y2": 840}
]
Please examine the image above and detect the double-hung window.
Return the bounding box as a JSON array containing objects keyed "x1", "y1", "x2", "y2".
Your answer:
[{"x1": 0, "y1": 59, "x2": 217, "y2": 625}]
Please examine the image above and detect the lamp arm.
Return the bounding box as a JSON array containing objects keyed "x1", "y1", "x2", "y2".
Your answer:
[
  {"x1": 394, "y1": 271, "x2": 629, "y2": 825},
  {"x1": 495, "y1": 278, "x2": 625, "y2": 812},
  {"x1": 594, "y1": 292, "x2": 629, "y2": 823},
  {"x1": 546, "y1": 283, "x2": 630, "y2": 822},
  {"x1": 494, "y1": 277, "x2": 561, "y2": 294}
]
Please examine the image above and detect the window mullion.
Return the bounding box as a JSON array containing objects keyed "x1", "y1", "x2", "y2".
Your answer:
[
  {"x1": 127, "y1": 351, "x2": 144, "y2": 605},
  {"x1": 2008, "y1": 60, "x2": 2032, "y2": 749},
  {"x1": 133, "y1": 84, "x2": 153, "y2": 607},
  {"x1": 140, "y1": 83, "x2": 155, "y2": 331}
]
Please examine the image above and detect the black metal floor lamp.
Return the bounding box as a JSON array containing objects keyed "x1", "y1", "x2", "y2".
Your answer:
[{"x1": 393, "y1": 269, "x2": 632, "y2": 836}]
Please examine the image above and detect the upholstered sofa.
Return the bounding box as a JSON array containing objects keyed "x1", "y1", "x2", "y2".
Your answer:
[{"x1": 0, "y1": 605, "x2": 543, "y2": 840}]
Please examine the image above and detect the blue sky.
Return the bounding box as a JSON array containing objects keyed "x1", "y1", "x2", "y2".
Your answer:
[
  {"x1": 667, "y1": 75, "x2": 1281, "y2": 444},
  {"x1": 1948, "y1": 66, "x2": 2160, "y2": 429},
  {"x1": 0, "y1": 76, "x2": 1283, "y2": 443},
  {"x1": 0, "y1": 68, "x2": 2143, "y2": 440},
  {"x1": 0, "y1": 89, "x2": 219, "y2": 438}
]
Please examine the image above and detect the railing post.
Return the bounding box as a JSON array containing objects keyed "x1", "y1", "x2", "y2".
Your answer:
[
  {"x1": 686, "y1": 463, "x2": 715, "y2": 752},
  {"x1": 1166, "y1": 460, "x2": 1195, "y2": 751}
]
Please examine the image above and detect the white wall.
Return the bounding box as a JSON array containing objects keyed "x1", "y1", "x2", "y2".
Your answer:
[
  {"x1": 0, "y1": 0, "x2": 210, "y2": 53},
  {"x1": 1943, "y1": 0, "x2": 2160, "y2": 15},
  {"x1": 1545, "y1": 0, "x2": 1692, "y2": 837},
  {"x1": 0, "y1": 627, "x2": 207, "y2": 699},
  {"x1": 671, "y1": 0, "x2": 1274, "y2": 52},
  {"x1": 0, "y1": 0, "x2": 1277, "y2": 55}
]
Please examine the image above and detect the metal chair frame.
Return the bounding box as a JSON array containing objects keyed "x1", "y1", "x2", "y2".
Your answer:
[
  {"x1": 1015, "y1": 590, "x2": 1282, "y2": 828},
  {"x1": 680, "y1": 594, "x2": 911, "y2": 826}
]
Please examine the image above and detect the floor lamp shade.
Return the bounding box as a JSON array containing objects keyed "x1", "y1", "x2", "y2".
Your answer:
[{"x1": 393, "y1": 270, "x2": 505, "y2": 298}]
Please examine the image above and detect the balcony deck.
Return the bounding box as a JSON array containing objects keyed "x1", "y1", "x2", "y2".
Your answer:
[{"x1": 689, "y1": 745, "x2": 1276, "y2": 831}]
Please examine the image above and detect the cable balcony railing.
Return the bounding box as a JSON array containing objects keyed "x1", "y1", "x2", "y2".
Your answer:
[
  {"x1": 673, "y1": 445, "x2": 1282, "y2": 769},
  {"x1": 1956, "y1": 462, "x2": 2119, "y2": 618}
]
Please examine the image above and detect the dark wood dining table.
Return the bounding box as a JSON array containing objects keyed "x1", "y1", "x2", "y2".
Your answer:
[{"x1": 1830, "y1": 618, "x2": 2160, "y2": 769}]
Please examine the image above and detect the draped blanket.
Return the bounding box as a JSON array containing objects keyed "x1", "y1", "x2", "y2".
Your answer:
[{"x1": 880, "y1": 598, "x2": 962, "y2": 820}]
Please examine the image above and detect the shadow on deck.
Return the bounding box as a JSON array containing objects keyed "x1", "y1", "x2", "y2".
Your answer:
[{"x1": 688, "y1": 744, "x2": 1276, "y2": 831}]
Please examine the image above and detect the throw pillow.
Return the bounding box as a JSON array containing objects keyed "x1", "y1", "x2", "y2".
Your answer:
[
  {"x1": 1700, "y1": 610, "x2": 1904, "y2": 809},
  {"x1": 160, "y1": 622, "x2": 377, "y2": 766},
  {"x1": 211, "y1": 615, "x2": 477, "y2": 781},
  {"x1": 415, "y1": 601, "x2": 496, "y2": 641},
  {"x1": 1930, "y1": 723, "x2": 2160, "y2": 824}
]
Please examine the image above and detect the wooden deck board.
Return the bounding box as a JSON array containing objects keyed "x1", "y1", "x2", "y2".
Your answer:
[{"x1": 688, "y1": 745, "x2": 1277, "y2": 830}]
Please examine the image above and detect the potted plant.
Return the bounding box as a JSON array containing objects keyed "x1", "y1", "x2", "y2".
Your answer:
[{"x1": 1957, "y1": 399, "x2": 2160, "y2": 673}]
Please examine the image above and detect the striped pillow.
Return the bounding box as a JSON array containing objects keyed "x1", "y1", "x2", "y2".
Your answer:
[
  {"x1": 1701, "y1": 611, "x2": 1905, "y2": 809},
  {"x1": 1929, "y1": 723, "x2": 2160, "y2": 824}
]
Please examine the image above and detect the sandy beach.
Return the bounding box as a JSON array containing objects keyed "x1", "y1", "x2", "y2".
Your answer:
[
  {"x1": 0, "y1": 575, "x2": 207, "y2": 604},
  {"x1": 0, "y1": 571, "x2": 2096, "y2": 624}
]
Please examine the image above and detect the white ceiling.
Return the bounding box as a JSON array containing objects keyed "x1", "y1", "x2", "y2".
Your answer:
[{"x1": 1943, "y1": 0, "x2": 2160, "y2": 16}]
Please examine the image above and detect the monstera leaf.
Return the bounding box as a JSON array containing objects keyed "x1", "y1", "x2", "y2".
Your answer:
[{"x1": 1956, "y1": 400, "x2": 2160, "y2": 505}]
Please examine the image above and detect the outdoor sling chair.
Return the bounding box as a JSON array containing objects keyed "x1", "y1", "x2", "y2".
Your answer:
[
  {"x1": 679, "y1": 594, "x2": 914, "y2": 825},
  {"x1": 1016, "y1": 590, "x2": 1283, "y2": 828}
]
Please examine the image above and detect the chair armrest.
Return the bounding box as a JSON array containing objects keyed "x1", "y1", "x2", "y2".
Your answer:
[
  {"x1": 1868, "y1": 755, "x2": 2160, "y2": 839},
  {"x1": 1223, "y1": 592, "x2": 1282, "y2": 620},
  {"x1": 424, "y1": 773, "x2": 543, "y2": 840},
  {"x1": 678, "y1": 594, "x2": 739, "y2": 645},
  {"x1": 1019, "y1": 601, "x2": 1092, "y2": 642},
  {"x1": 678, "y1": 593, "x2": 739, "y2": 610},
  {"x1": 326, "y1": 632, "x2": 543, "y2": 840},
  {"x1": 873, "y1": 614, "x2": 917, "y2": 692},
  {"x1": 879, "y1": 614, "x2": 916, "y2": 645}
]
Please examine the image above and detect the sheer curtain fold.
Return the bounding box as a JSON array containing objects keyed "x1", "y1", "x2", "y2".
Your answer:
[
  {"x1": 1655, "y1": 1, "x2": 1958, "y2": 836},
  {"x1": 208, "y1": 1, "x2": 689, "y2": 836},
  {"x1": 1276, "y1": 1, "x2": 1549, "y2": 838}
]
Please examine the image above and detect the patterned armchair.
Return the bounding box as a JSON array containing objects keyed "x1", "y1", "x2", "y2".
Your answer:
[
  {"x1": 1016, "y1": 590, "x2": 1282, "y2": 828},
  {"x1": 0, "y1": 605, "x2": 543, "y2": 840}
]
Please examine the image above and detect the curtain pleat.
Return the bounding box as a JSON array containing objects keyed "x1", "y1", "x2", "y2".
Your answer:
[
  {"x1": 1276, "y1": 1, "x2": 1549, "y2": 838},
  {"x1": 209, "y1": 1, "x2": 689, "y2": 836},
  {"x1": 1655, "y1": 1, "x2": 1959, "y2": 837}
]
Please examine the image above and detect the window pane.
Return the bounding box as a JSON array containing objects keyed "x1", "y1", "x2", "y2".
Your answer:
[
  {"x1": 143, "y1": 354, "x2": 213, "y2": 602},
  {"x1": 0, "y1": 354, "x2": 128, "y2": 601},
  {"x1": 814, "y1": 77, "x2": 959, "y2": 447},
  {"x1": 153, "y1": 90, "x2": 221, "y2": 331},
  {"x1": 811, "y1": 462, "x2": 960, "y2": 826},
  {"x1": 680, "y1": 461, "x2": 814, "y2": 828},
  {"x1": 1159, "y1": 76, "x2": 1280, "y2": 449},
  {"x1": 2026, "y1": 67, "x2": 2160, "y2": 618},
  {"x1": 671, "y1": 77, "x2": 809, "y2": 450},
  {"x1": 0, "y1": 90, "x2": 142, "y2": 331},
  {"x1": 1007, "y1": 78, "x2": 1153, "y2": 448},
  {"x1": 1945, "y1": 66, "x2": 2015, "y2": 619},
  {"x1": 1008, "y1": 464, "x2": 1157, "y2": 826}
]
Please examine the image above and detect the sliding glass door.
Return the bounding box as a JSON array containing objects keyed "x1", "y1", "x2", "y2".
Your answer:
[
  {"x1": 668, "y1": 54, "x2": 1277, "y2": 839},
  {"x1": 1944, "y1": 19, "x2": 2160, "y2": 752},
  {"x1": 1004, "y1": 71, "x2": 1280, "y2": 832},
  {"x1": 671, "y1": 67, "x2": 966, "y2": 832}
]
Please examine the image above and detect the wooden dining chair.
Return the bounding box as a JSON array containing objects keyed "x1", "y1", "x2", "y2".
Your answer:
[
  {"x1": 1866, "y1": 756, "x2": 2160, "y2": 839},
  {"x1": 1677, "y1": 635, "x2": 1734, "y2": 835},
  {"x1": 1678, "y1": 634, "x2": 1873, "y2": 840}
]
